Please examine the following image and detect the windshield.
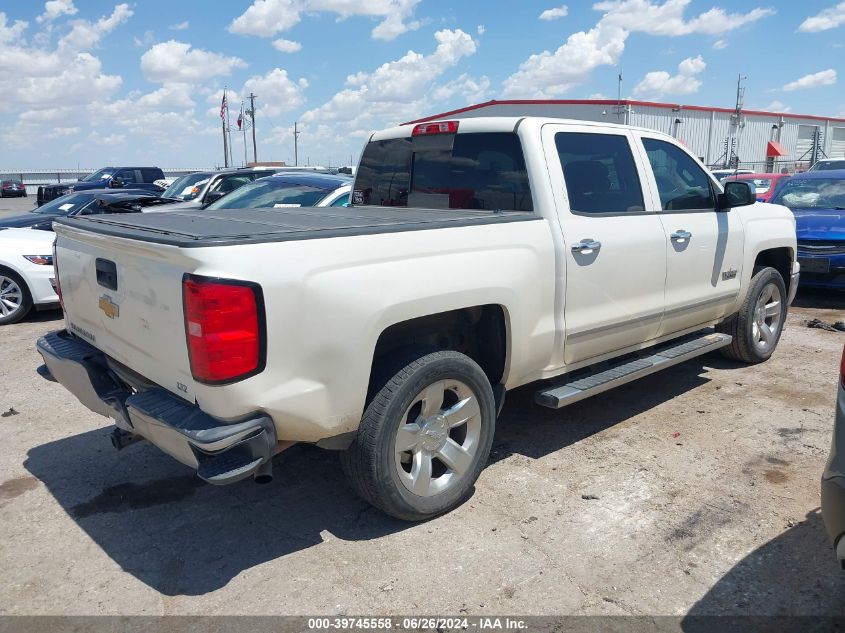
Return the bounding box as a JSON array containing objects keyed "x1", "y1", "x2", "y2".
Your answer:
[
  {"x1": 811, "y1": 160, "x2": 845, "y2": 171},
  {"x1": 771, "y1": 178, "x2": 845, "y2": 209},
  {"x1": 205, "y1": 179, "x2": 333, "y2": 209},
  {"x1": 81, "y1": 168, "x2": 113, "y2": 182},
  {"x1": 162, "y1": 172, "x2": 211, "y2": 200},
  {"x1": 32, "y1": 193, "x2": 96, "y2": 215}
]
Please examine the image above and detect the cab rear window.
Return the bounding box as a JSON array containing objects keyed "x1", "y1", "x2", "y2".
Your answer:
[{"x1": 354, "y1": 132, "x2": 533, "y2": 212}]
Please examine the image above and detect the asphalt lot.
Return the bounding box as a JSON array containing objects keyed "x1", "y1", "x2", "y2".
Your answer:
[{"x1": 1, "y1": 194, "x2": 845, "y2": 616}]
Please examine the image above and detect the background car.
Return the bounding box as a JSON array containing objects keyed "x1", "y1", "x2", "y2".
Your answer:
[
  {"x1": 0, "y1": 227, "x2": 58, "y2": 325},
  {"x1": 770, "y1": 169, "x2": 845, "y2": 289},
  {"x1": 710, "y1": 168, "x2": 754, "y2": 180},
  {"x1": 200, "y1": 172, "x2": 352, "y2": 211},
  {"x1": 1, "y1": 179, "x2": 27, "y2": 197},
  {"x1": 810, "y1": 159, "x2": 845, "y2": 172},
  {"x1": 723, "y1": 172, "x2": 791, "y2": 203},
  {"x1": 160, "y1": 167, "x2": 283, "y2": 209},
  {"x1": 0, "y1": 190, "x2": 178, "y2": 231},
  {"x1": 36, "y1": 166, "x2": 165, "y2": 206}
]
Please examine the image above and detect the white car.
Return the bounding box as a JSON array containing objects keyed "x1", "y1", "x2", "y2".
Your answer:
[{"x1": 0, "y1": 228, "x2": 58, "y2": 325}]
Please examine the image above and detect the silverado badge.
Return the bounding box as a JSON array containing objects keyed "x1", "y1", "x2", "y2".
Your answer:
[{"x1": 98, "y1": 294, "x2": 120, "y2": 319}]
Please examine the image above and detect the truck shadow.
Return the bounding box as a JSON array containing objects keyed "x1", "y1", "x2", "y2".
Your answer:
[
  {"x1": 23, "y1": 355, "x2": 734, "y2": 597},
  {"x1": 490, "y1": 356, "x2": 724, "y2": 463},
  {"x1": 24, "y1": 437, "x2": 409, "y2": 596},
  {"x1": 680, "y1": 509, "x2": 845, "y2": 625}
]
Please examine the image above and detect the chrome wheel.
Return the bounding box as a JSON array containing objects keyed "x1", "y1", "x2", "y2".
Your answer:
[
  {"x1": 394, "y1": 379, "x2": 482, "y2": 497},
  {"x1": 751, "y1": 283, "x2": 782, "y2": 351},
  {"x1": 0, "y1": 275, "x2": 23, "y2": 318}
]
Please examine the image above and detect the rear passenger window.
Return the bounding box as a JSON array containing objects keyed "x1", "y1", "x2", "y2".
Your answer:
[
  {"x1": 642, "y1": 138, "x2": 716, "y2": 211},
  {"x1": 141, "y1": 168, "x2": 163, "y2": 183},
  {"x1": 355, "y1": 132, "x2": 533, "y2": 212},
  {"x1": 555, "y1": 133, "x2": 644, "y2": 214}
]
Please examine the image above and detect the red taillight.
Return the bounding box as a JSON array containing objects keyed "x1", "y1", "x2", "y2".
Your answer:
[
  {"x1": 183, "y1": 275, "x2": 265, "y2": 384},
  {"x1": 412, "y1": 120, "x2": 459, "y2": 136},
  {"x1": 52, "y1": 242, "x2": 63, "y2": 309}
]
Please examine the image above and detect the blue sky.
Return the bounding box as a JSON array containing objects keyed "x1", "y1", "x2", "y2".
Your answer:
[{"x1": 0, "y1": 0, "x2": 843, "y2": 169}]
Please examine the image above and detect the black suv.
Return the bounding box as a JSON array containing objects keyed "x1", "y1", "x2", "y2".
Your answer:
[{"x1": 36, "y1": 167, "x2": 165, "y2": 206}]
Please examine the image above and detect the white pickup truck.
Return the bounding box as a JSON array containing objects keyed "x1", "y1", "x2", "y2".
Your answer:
[{"x1": 38, "y1": 117, "x2": 798, "y2": 520}]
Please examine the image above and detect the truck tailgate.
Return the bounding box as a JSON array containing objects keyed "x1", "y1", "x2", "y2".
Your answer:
[{"x1": 54, "y1": 222, "x2": 198, "y2": 402}]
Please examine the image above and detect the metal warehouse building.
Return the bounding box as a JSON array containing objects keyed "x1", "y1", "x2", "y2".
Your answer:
[{"x1": 408, "y1": 99, "x2": 845, "y2": 172}]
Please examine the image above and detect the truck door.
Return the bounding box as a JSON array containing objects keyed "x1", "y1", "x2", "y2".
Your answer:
[
  {"x1": 633, "y1": 134, "x2": 745, "y2": 337},
  {"x1": 542, "y1": 124, "x2": 667, "y2": 366}
]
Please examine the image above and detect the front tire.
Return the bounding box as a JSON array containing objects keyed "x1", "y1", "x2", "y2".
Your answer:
[
  {"x1": 716, "y1": 266, "x2": 787, "y2": 363},
  {"x1": 341, "y1": 350, "x2": 496, "y2": 521},
  {"x1": 0, "y1": 267, "x2": 33, "y2": 325}
]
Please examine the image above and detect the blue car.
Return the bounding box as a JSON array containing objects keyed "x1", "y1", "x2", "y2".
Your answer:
[{"x1": 770, "y1": 169, "x2": 845, "y2": 290}]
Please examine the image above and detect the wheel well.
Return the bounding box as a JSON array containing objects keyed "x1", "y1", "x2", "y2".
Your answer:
[
  {"x1": 371, "y1": 305, "x2": 508, "y2": 388},
  {"x1": 754, "y1": 248, "x2": 792, "y2": 292}
]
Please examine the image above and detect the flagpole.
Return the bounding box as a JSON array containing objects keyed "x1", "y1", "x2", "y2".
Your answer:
[
  {"x1": 221, "y1": 89, "x2": 229, "y2": 168},
  {"x1": 226, "y1": 92, "x2": 234, "y2": 168}
]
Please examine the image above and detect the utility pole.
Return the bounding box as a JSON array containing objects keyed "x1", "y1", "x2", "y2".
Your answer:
[
  {"x1": 293, "y1": 121, "x2": 301, "y2": 166},
  {"x1": 248, "y1": 93, "x2": 258, "y2": 164}
]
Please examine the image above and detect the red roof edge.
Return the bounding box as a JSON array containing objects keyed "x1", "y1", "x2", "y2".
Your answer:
[{"x1": 402, "y1": 99, "x2": 845, "y2": 125}]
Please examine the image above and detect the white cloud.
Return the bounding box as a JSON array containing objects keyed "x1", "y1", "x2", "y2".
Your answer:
[
  {"x1": 712, "y1": 38, "x2": 727, "y2": 49},
  {"x1": 295, "y1": 28, "x2": 478, "y2": 158},
  {"x1": 595, "y1": 0, "x2": 775, "y2": 36},
  {"x1": 587, "y1": 92, "x2": 608, "y2": 99},
  {"x1": 539, "y1": 5, "x2": 569, "y2": 21},
  {"x1": 477, "y1": 24, "x2": 485, "y2": 35},
  {"x1": 133, "y1": 30, "x2": 155, "y2": 48},
  {"x1": 503, "y1": 23, "x2": 627, "y2": 98},
  {"x1": 169, "y1": 21, "x2": 189, "y2": 30},
  {"x1": 782, "y1": 69, "x2": 837, "y2": 91},
  {"x1": 431, "y1": 74, "x2": 492, "y2": 103},
  {"x1": 799, "y1": 3, "x2": 845, "y2": 32},
  {"x1": 502, "y1": 0, "x2": 773, "y2": 98},
  {"x1": 0, "y1": 13, "x2": 28, "y2": 44},
  {"x1": 58, "y1": 3, "x2": 133, "y2": 52},
  {"x1": 36, "y1": 0, "x2": 77, "y2": 23},
  {"x1": 633, "y1": 54, "x2": 705, "y2": 99},
  {"x1": 140, "y1": 40, "x2": 247, "y2": 83},
  {"x1": 765, "y1": 100, "x2": 790, "y2": 112},
  {"x1": 272, "y1": 38, "x2": 302, "y2": 52},
  {"x1": 229, "y1": 0, "x2": 421, "y2": 41},
  {"x1": 242, "y1": 68, "x2": 307, "y2": 116}
]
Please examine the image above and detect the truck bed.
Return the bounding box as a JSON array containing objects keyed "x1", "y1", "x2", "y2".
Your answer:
[{"x1": 55, "y1": 206, "x2": 537, "y2": 247}]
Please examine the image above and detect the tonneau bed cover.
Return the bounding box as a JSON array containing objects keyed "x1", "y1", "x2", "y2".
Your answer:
[{"x1": 55, "y1": 206, "x2": 536, "y2": 247}]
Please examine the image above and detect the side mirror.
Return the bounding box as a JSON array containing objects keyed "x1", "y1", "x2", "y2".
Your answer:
[
  {"x1": 204, "y1": 190, "x2": 226, "y2": 205},
  {"x1": 718, "y1": 181, "x2": 755, "y2": 210},
  {"x1": 109, "y1": 177, "x2": 124, "y2": 189}
]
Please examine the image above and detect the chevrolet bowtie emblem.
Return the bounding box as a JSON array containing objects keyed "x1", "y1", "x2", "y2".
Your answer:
[{"x1": 99, "y1": 295, "x2": 120, "y2": 319}]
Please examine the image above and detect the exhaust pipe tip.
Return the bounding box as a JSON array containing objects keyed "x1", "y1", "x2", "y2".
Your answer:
[{"x1": 254, "y1": 459, "x2": 273, "y2": 484}]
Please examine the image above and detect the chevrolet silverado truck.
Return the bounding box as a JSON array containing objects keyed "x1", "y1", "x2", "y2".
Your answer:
[{"x1": 37, "y1": 117, "x2": 799, "y2": 520}]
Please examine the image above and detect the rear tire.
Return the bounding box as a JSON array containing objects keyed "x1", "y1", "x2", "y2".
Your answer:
[
  {"x1": 716, "y1": 266, "x2": 786, "y2": 363},
  {"x1": 0, "y1": 267, "x2": 33, "y2": 325},
  {"x1": 341, "y1": 349, "x2": 495, "y2": 521}
]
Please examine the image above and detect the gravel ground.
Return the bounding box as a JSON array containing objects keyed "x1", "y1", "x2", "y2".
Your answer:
[{"x1": 1, "y1": 194, "x2": 844, "y2": 616}]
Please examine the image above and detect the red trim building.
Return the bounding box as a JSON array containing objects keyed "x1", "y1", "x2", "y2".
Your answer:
[{"x1": 405, "y1": 99, "x2": 845, "y2": 168}]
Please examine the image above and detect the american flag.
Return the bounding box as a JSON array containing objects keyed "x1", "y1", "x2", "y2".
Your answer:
[{"x1": 220, "y1": 91, "x2": 228, "y2": 121}]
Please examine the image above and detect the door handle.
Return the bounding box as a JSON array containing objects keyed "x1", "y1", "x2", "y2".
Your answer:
[
  {"x1": 670, "y1": 230, "x2": 692, "y2": 243},
  {"x1": 571, "y1": 239, "x2": 602, "y2": 254}
]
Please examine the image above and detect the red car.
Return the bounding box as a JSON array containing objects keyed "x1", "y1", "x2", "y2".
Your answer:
[
  {"x1": 723, "y1": 172, "x2": 791, "y2": 203},
  {"x1": 0, "y1": 179, "x2": 27, "y2": 197}
]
